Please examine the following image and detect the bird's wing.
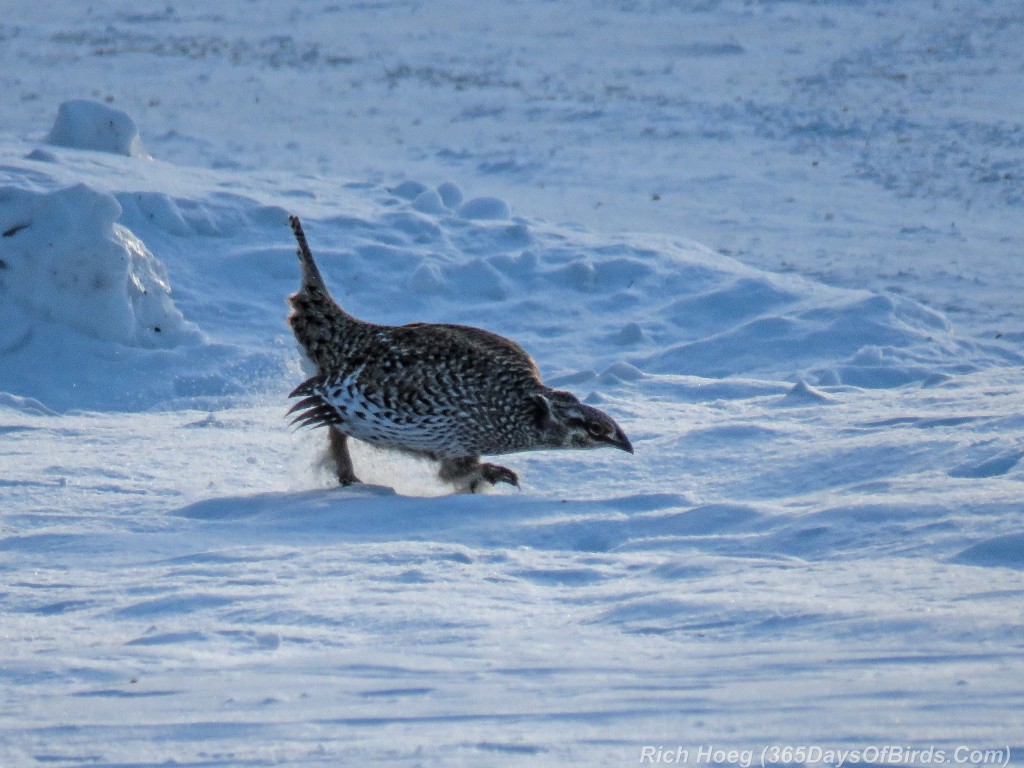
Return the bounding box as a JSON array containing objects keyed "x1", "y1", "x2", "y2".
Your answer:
[{"x1": 395, "y1": 322, "x2": 542, "y2": 380}]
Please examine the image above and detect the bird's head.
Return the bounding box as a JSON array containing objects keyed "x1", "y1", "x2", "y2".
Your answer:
[{"x1": 531, "y1": 389, "x2": 633, "y2": 454}]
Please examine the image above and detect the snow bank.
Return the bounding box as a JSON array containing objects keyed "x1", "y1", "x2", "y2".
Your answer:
[
  {"x1": 0, "y1": 183, "x2": 256, "y2": 411},
  {"x1": 0, "y1": 161, "x2": 1007, "y2": 414},
  {"x1": 0, "y1": 184, "x2": 195, "y2": 348},
  {"x1": 45, "y1": 99, "x2": 149, "y2": 158}
]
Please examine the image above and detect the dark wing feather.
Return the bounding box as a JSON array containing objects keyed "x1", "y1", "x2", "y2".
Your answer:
[
  {"x1": 287, "y1": 376, "x2": 342, "y2": 430},
  {"x1": 289, "y1": 377, "x2": 320, "y2": 399}
]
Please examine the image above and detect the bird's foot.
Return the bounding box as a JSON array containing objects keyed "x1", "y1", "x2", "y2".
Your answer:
[
  {"x1": 470, "y1": 463, "x2": 520, "y2": 493},
  {"x1": 439, "y1": 456, "x2": 519, "y2": 493}
]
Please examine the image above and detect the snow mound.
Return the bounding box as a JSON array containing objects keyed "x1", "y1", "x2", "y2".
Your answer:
[
  {"x1": 952, "y1": 534, "x2": 1024, "y2": 570},
  {"x1": 436, "y1": 181, "x2": 464, "y2": 209},
  {"x1": 0, "y1": 184, "x2": 196, "y2": 348},
  {"x1": 0, "y1": 184, "x2": 245, "y2": 411},
  {"x1": 948, "y1": 449, "x2": 1023, "y2": 479},
  {"x1": 635, "y1": 276, "x2": 982, "y2": 387},
  {"x1": 45, "y1": 99, "x2": 149, "y2": 158},
  {"x1": 0, "y1": 391, "x2": 57, "y2": 416},
  {"x1": 458, "y1": 196, "x2": 512, "y2": 220}
]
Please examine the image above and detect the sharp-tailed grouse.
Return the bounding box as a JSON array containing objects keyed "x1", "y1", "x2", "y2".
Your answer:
[{"x1": 286, "y1": 215, "x2": 632, "y2": 492}]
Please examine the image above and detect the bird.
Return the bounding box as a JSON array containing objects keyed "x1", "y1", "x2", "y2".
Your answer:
[{"x1": 285, "y1": 214, "x2": 633, "y2": 492}]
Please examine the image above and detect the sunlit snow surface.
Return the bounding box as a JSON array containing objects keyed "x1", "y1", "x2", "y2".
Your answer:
[{"x1": 2, "y1": 1, "x2": 1024, "y2": 766}]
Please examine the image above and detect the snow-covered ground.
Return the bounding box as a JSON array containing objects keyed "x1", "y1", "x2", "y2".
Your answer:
[{"x1": 2, "y1": 2, "x2": 1023, "y2": 766}]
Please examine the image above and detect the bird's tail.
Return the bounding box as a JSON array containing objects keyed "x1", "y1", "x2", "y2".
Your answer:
[
  {"x1": 287, "y1": 215, "x2": 358, "y2": 370},
  {"x1": 290, "y1": 215, "x2": 330, "y2": 297}
]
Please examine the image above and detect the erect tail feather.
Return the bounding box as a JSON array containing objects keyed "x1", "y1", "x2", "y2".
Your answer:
[{"x1": 289, "y1": 215, "x2": 329, "y2": 295}]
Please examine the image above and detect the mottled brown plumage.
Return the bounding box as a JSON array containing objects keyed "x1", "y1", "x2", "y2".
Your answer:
[{"x1": 286, "y1": 215, "x2": 632, "y2": 492}]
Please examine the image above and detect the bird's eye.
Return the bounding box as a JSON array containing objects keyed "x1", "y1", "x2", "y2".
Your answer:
[{"x1": 586, "y1": 421, "x2": 609, "y2": 439}]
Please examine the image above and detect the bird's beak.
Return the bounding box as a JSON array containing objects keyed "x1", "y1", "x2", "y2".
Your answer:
[{"x1": 612, "y1": 425, "x2": 634, "y2": 454}]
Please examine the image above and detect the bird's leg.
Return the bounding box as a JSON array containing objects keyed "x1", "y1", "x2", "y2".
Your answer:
[
  {"x1": 438, "y1": 456, "x2": 519, "y2": 493},
  {"x1": 327, "y1": 426, "x2": 360, "y2": 486}
]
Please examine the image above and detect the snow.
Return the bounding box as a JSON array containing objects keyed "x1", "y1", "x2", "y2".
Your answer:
[
  {"x1": 2, "y1": 1, "x2": 1023, "y2": 766},
  {"x1": 45, "y1": 99, "x2": 149, "y2": 158},
  {"x1": 0, "y1": 184, "x2": 196, "y2": 348}
]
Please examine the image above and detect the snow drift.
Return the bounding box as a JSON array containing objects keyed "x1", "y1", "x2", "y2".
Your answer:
[
  {"x1": 0, "y1": 184, "x2": 195, "y2": 348},
  {"x1": 46, "y1": 99, "x2": 149, "y2": 158}
]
